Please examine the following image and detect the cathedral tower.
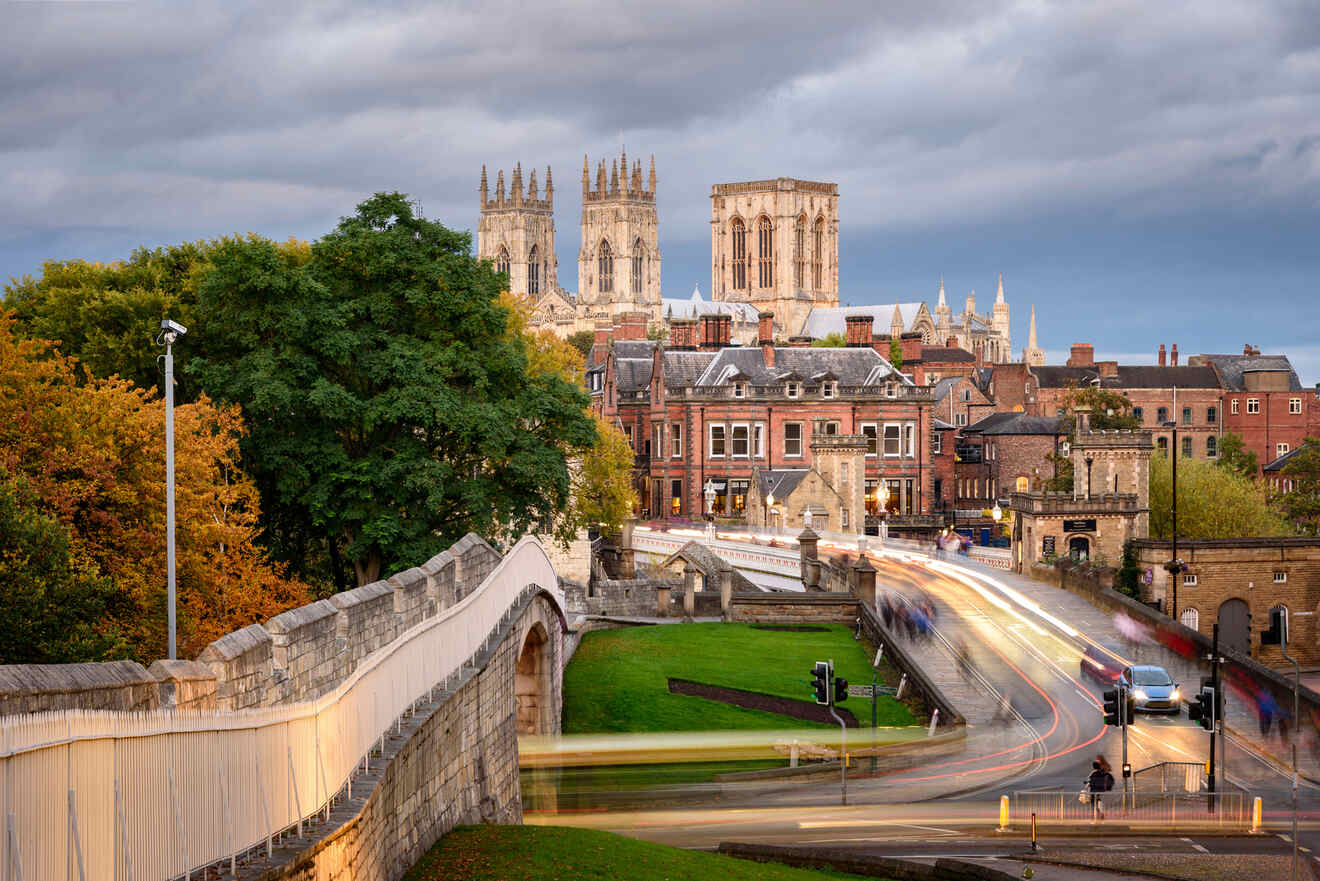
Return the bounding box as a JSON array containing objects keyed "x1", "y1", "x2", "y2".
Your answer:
[
  {"x1": 578, "y1": 151, "x2": 661, "y2": 314},
  {"x1": 992, "y1": 273, "x2": 1011, "y2": 362},
  {"x1": 477, "y1": 163, "x2": 558, "y2": 298},
  {"x1": 710, "y1": 177, "x2": 839, "y2": 335},
  {"x1": 934, "y1": 277, "x2": 952, "y2": 344},
  {"x1": 1023, "y1": 304, "x2": 1045, "y2": 366}
]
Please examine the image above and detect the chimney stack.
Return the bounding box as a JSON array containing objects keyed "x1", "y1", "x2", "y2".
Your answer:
[
  {"x1": 759, "y1": 311, "x2": 775, "y2": 367},
  {"x1": 845, "y1": 314, "x2": 874, "y2": 347},
  {"x1": 1158, "y1": 344, "x2": 1166, "y2": 366},
  {"x1": 699, "y1": 314, "x2": 727, "y2": 351},
  {"x1": 900, "y1": 332, "x2": 923, "y2": 365},
  {"x1": 669, "y1": 318, "x2": 697, "y2": 350},
  {"x1": 590, "y1": 320, "x2": 613, "y2": 365},
  {"x1": 616, "y1": 311, "x2": 648, "y2": 341},
  {"x1": 789, "y1": 335, "x2": 812, "y2": 348},
  {"x1": 1171, "y1": 343, "x2": 1178, "y2": 366},
  {"x1": 1066, "y1": 343, "x2": 1095, "y2": 367},
  {"x1": 1075, "y1": 405, "x2": 1092, "y2": 434}
]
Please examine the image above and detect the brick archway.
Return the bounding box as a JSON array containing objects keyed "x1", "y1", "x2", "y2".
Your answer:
[{"x1": 515, "y1": 623, "x2": 550, "y2": 735}]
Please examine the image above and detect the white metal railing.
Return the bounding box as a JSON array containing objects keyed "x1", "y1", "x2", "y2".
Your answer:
[
  {"x1": 1011, "y1": 788, "x2": 1247, "y2": 828},
  {"x1": 0, "y1": 535, "x2": 561, "y2": 881}
]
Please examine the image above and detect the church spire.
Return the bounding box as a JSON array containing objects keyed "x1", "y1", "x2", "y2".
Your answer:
[
  {"x1": 937, "y1": 276, "x2": 946, "y2": 308},
  {"x1": 545, "y1": 166, "x2": 553, "y2": 208},
  {"x1": 648, "y1": 154, "x2": 656, "y2": 194},
  {"x1": 528, "y1": 167, "x2": 538, "y2": 200},
  {"x1": 495, "y1": 168, "x2": 505, "y2": 205},
  {"x1": 610, "y1": 158, "x2": 619, "y2": 194},
  {"x1": 890, "y1": 304, "x2": 905, "y2": 339},
  {"x1": 1028, "y1": 304, "x2": 1038, "y2": 348},
  {"x1": 511, "y1": 162, "x2": 523, "y2": 206},
  {"x1": 620, "y1": 147, "x2": 628, "y2": 193},
  {"x1": 582, "y1": 155, "x2": 590, "y2": 196},
  {"x1": 996, "y1": 272, "x2": 1005, "y2": 305},
  {"x1": 480, "y1": 165, "x2": 488, "y2": 207}
]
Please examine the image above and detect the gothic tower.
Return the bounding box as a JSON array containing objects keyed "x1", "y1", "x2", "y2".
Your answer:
[
  {"x1": 477, "y1": 163, "x2": 559, "y2": 298},
  {"x1": 992, "y1": 273, "x2": 1011, "y2": 362},
  {"x1": 1023, "y1": 305, "x2": 1045, "y2": 366},
  {"x1": 578, "y1": 151, "x2": 661, "y2": 315},
  {"x1": 934, "y1": 277, "x2": 952, "y2": 344}
]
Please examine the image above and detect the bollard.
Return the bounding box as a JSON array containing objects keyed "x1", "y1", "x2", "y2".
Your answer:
[
  {"x1": 1251, "y1": 796, "x2": 1262, "y2": 833},
  {"x1": 790, "y1": 740, "x2": 799, "y2": 768},
  {"x1": 927, "y1": 708, "x2": 940, "y2": 737},
  {"x1": 998, "y1": 794, "x2": 1010, "y2": 831},
  {"x1": 895, "y1": 673, "x2": 908, "y2": 700},
  {"x1": 1031, "y1": 812, "x2": 1037, "y2": 851}
]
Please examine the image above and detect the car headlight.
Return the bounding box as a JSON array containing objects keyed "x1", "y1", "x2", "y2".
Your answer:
[
  {"x1": 1170, "y1": 689, "x2": 1181, "y2": 702},
  {"x1": 1133, "y1": 689, "x2": 1148, "y2": 701}
]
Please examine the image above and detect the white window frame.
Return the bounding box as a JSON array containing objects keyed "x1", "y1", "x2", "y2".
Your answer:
[
  {"x1": 784, "y1": 422, "x2": 803, "y2": 458},
  {"x1": 653, "y1": 424, "x2": 662, "y2": 457},
  {"x1": 882, "y1": 423, "x2": 901, "y2": 458},
  {"x1": 1247, "y1": 397, "x2": 1260, "y2": 414},
  {"x1": 822, "y1": 380, "x2": 836, "y2": 399},
  {"x1": 1231, "y1": 398, "x2": 1239, "y2": 414},
  {"x1": 841, "y1": 507, "x2": 849, "y2": 528},
  {"x1": 955, "y1": 413, "x2": 967, "y2": 426},
  {"x1": 932, "y1": 432, "x2": 943, "y2": 454},
  {"x1": 709, "y1": 424, "x2": 726, "y2": 458},
  {"x1": 860, "y1": 423, "x2": 878, "y2": 456},
  {"x1": 786, "y1": 382, "x2": 799, "y2": 399},
  {"x1": 733, "y1": 381, "x2": 746, "y2": 399},
  {"x1": 671, "y1": 422, "x2": 683, "y2": 458},
  {"x1": 903, "y1": 423, "x2": 915, "y2": 458},
  {"x1": 1274, "y1": 571, "x2": 1287, "y2": 584},
  {"x1": 1290, "y1": 398, "x2": 1302, "y2": 414},
  {"x1": 1182, "y1": 573, "x2": 1198, "y2": 586},
  {"x1": 1278, "y1": 442, "x2": 1290, "y2": 457},
  {"x1": 886, "y1": 383, "x2": 897, "y2": 399},
  {"x1": 753, "y1": 424, "x2": 765, "y2": 458},
  {"x1": 731, "y1": 423, "x2": 750, "y2": 459}
]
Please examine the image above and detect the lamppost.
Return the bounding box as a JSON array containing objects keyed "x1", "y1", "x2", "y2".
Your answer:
[
  {"x1": 704, "y1": 479, "x2": 717, "y2": 542},
  {"x1": 158, "y1": 319, "x2": 187, "y2": 660},
  {"x1": 1161, "y1": 420, "x2": 1183, "y2": 619},
  {"x1": 992, "y1": 500, "x2": 1003, "y2": 546},
  {"x1": 765, "y1": 492, "x2": 775, "y2": 535},
  {"x1": 878, "y1": 483, "x2": 890, "y2": 545}
]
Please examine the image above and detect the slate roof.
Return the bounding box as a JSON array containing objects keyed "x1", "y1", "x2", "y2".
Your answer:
[
  {"x1": 923, "y1": 347, "x2": 976, "y2": 363},
  {"x1": 964, "y1": 412, "x2": 1064, "y2": 435},
  {"x1": 1199, "y1": 354, "x2": 1303, "y2": 392},
  {"x1": 662, "y1": 351, "x2": 718, "y2": 387},
  {"x1": 661, "y1": 285, "x2": 760, "y2": 322},
  {"x1": 757, "y1": 469, "x2": 809, "y2": 500},
  {"x1": 1030, "y1": 365, "x2": 1220, "y2": 390},
  {"x1": 659, "y1": 541, "x2": 758, "y2": 591},
  {"x1": 932, "y1": 418, "x2": 956, "y2": 431},
  {"x1": 615, "y1": 358, "x2": 654, "y2": 392},
  {"x1": 687, "y1": 346, "x2": 906, "y2": 388},
  {"x1": 932, "y1": 376, "x2": 967, "y2": 401},
  {"x1": 1264, "y1": 446, "x2": 1304, "y2": 472},
  {"x1": 801, "y1": 304, "x2": 926, "y2": 339}
]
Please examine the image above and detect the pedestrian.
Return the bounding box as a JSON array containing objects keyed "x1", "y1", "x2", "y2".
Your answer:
[
  {"x1": 1086, "y1": 760, "x2": 1113, "y2": 820},
  {"x1": 1258, "y1": 689, "x2": 1276, "y2": 737},
  {"x1": 881, "y1": 595, "x2": 894, "y2": 630}
]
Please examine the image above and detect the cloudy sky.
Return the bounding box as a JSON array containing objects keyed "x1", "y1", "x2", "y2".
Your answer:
[{"x1": 3, "y1": 1, "x2": 1319, "y2": 379}]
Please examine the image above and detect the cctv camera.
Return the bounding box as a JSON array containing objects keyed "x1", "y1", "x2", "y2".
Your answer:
[{"x1": 160, "y1": 319, "x2": 188, "y2": 337}]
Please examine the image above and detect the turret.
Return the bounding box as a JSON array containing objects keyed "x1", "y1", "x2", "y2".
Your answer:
[
  {"x1": 889, "y1": 304, "x2": 904, "y2": 339},
  {"x1": 528, "y1": 167, "x2": 538, "y2": 201},
  {"x1": 582, "y1": 155, "x2": 590, "y2": 197},
  {"x1": 610, "y1": 158, "x2": 619, "y2": 194},
  {"x1": 649, "y1": 154, "x2": 657, "y2": 194},
  {"x1": 545, "y1": 166, "x2": 553, "y2": 208},
  {"x1": 965, "y1": 289, "x2": 976, "y2": 318},
  {"x1": 480, "y1": 165, "x2": 488, "y2": 207},
  {"x1": 511, "y1": 162, "x2": 523, "y2": 206},
  {"x1": 631, "y1": 160, "x2": 642, "y2": 193},
  {"x1": 496, "y1": 169, "x2": 506, "y2": 205}
]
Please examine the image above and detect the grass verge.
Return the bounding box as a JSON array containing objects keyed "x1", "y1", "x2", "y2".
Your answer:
[
  {"x1": 404, "y1": 825, "x2": 885, "y2": 881},
  {"x1": 562, "y1": 622, "x2": 915, "y2": 734}
]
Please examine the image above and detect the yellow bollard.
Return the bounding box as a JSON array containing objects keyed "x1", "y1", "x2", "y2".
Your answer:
[
  {"x1": 1251, "y1": 796, "x2": 1262, "y2": 833},
  {"x1": 999, "y1": 794, "x2": 1010, "y2": 830}
]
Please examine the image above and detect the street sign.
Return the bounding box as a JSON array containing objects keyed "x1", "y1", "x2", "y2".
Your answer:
[
  {"x1": 1064, "y1": 518, "x2": 1097, "y2": 533},
  {"x1": 848, "y1": 684, "x2": 897, "y2": 698}
]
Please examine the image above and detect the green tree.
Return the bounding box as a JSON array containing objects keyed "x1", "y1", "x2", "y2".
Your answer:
[
  {"x1": 889, "y1": 337, "x2": 903, "y2": 369},
  {"x1": 192, "y1": 193, "x2": 595, "y2": 586},
  {"x1": 811, "y1": 332, "x2": 846, "y2": 348},
  {"x1": 571, "y1": 416, "x2": 636, "y2": 536},
  {"x1": 1216, "y1": 431, "x2": 1259, "y2": 478},
  {"x1": 0, "y1": 472, "x2": 128, "y2": 663},
  {"x1": 1055, "y1": 383, "x2": 1141, "y2": 436},
  {"x1": 1274, "y1": 436, "x2": 1320, "y2": 535},
  {"x1": 1149, "y1": 455, "x2": 1293, "y2": 539},
  {"x1": 567, "y1": 330, "x2": 594, "y2": 361},
  {"x1": 1115, "y1": 540, "x2": 1141, "y2": 597}
]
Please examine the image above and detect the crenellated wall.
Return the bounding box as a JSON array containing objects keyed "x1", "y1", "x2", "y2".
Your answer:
[{"x1": 0, "y1": 534, "x2": 507, "y2": 715}]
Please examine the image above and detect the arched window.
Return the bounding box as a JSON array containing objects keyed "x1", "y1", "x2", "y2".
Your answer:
[
  {"x1": 757, "y1": 215, "x2": 774, "y2": 288},
  {"x1": 598, "y1": 240, "x2": 613, "y2": 294},
  {"x1": 813, "y1": 216, "x2": 825, "y2": 290},
  {"x1": 731, "y1": 218, "x2": 747, "y2": 290},
  {"x1": 1015, "y1": 476, "x2": 1029, "y2": 492},
  {"x1": 794, "y1": 215, "x2": 806, "y2": 288},
  {"x1": 1180, "y1": 608, "x2": 1200, "y2": 631},
  {"x1": 528, "y1": 245, "x2": 540, "y2": 295},
  {"x1": 495, "y1": 245, "x2": 510, "y2": 279},
  {"x1": 1206, "y1": 435, "x2": 1218, "y2": 457},
  {"x1": 631, "y1": 239, "x2": 644, "y2": 295}
]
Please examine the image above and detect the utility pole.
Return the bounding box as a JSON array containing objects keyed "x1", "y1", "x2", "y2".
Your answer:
[
  {"x1": 1209, "y1": 624, "x2": 1218, "y2": 797},
  {"x1": 1121, "y1": 683, "x2": 1130, "y2": 811},
  {"x1": 1281, "y1": 622, "x2": 1299, "y2": 881},
  {"x1": 159, "y1": 319, "x2": 187, "y2": 659}
]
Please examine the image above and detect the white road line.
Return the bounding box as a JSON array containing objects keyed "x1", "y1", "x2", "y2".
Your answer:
[
  {"x1": 797, "y1": 820, "x2": 958, "y2": 833},
  {"x1": 1179, "y1": 838, "x2": 1210, "y2": 853}
]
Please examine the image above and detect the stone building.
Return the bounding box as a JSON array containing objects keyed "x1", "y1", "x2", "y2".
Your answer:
[
  {"x1": 1130, "y1": 537, "x2": 1320, "y2": 666},
  {"x1": 589, "y1": 311, "x2": 941, "y2": 534},
  {"x1": 1009, "y1": 411, "x2": 1153, "y2": 570},
  {"x1": 477, "y1": 163, "x2": 559, "y2": 300},
  {"x1": 709, "y1": 178, "x2": 840, "y2": 336},
  {"x1": 579, "y1": 151, "x2": 661, "y2": 314}
]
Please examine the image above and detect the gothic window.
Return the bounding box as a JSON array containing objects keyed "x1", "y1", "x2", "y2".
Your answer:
[
  {"x1": 598, "y1": 239, "x2": 613, "y2": 294},
  {"x1": 813, "y1": 216, "x2": 825, "y2": 289},
  {"x1": 631, "y1": 239, "x2": 644, "y2": 295},
  {"x1": 757, "y1": 215, "x2": 774, "y2": 288},
  {"x1": 495, "y1": 245, "x2": 510, "y2": 279},
  {"x1": 528, "y1": 245, "x2": 540, "y2": 295},
  {"x1": 794, "y1": 215, "x2": 806, "y2": 288},
  {"x1": 731, "y1": 218, "x2": 747, "y2": 290}
]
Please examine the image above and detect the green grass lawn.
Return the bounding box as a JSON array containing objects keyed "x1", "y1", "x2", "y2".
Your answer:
[
  {"x1": 562, "y1": 622, "x2": 915, "y2": 734},
  {"x1": 404, "y1": 825, "x2": 885, "y2": 881}
]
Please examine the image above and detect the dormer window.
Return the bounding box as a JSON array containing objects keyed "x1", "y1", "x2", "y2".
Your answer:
[
  {"x1": 886, "y1": 383, "x2": 897, "y2": 399},
  {"x1": 734, "y1": 381, "x2": 746, "y2": 399},
  {"x1": 822, "y1": 381, "x2": 836, "y2": 399},
  {"x1": 786, "y1": 382, "x2": 799, "y2": 399}
]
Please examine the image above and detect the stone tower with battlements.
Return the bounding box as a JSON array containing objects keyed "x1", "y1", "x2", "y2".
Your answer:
[
  {"x1": 578, "y1": 150, "x2": 661, "y2": 314},
  {"x1": 477, "y1": 163, "x2": 559, "y2": 298}
]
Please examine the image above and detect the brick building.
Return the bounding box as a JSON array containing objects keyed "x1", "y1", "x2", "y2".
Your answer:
[
  {"x1": 1194, "y1": 348, "x2": 1320, "y2": 473},
  {"x1": 1131, "y1": 538, "x2": 1320, "y2": 667},
  {"x1": 933, "y1": 375, "x2": 994, "y2": 429},
  {"x1": 591, "y1": 310, "x2": 938, "y2": 533}
]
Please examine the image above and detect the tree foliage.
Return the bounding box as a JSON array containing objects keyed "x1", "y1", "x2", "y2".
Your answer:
[
  {"x1": 1055, "y1": 384, "x2": 1142, "y2": 436},
  {"x1": 889, "y1": 337, "x2": 903, "y2": 369},
  {"x1": 811, "y1": 332, "x2": 845, "y2": 348},
  {"x1": 1216, "y1": 431, "x2": 1259, "y2": 478},
  {"x1": 1148, "y1": 454, "x2": 1293, "y2": 540},
  {"x1": 0, "y1": 314, "x2": 310, "y2": 660},
  {"x1": 572, "y1": 416, "x2": 636, "y2": 536},
  {"x1": 1274, "y1": 436, "x2": 1320, "y2": 535},
  {"x1": 566, "y1": 330, "x2": 595, "y2": 361},
  {"x1": 191, "y1": 193, "x2": 595, "y2": 585}
]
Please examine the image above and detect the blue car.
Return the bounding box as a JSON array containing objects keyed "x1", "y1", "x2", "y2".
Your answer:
[{"x1": 1119, "y1": 665, "x2": 1182, "y2": 715}]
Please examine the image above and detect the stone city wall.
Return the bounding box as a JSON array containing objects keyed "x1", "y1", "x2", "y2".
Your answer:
[{"x1": 0, "y1": 534, "x2": 505, "y2": 716}]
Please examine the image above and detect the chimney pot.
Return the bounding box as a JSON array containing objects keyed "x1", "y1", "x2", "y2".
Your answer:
[
  {"x1": 1171, "y1": 343, "x2": 1179, "y2": 366},
  {"x1": 845, "y1": 314, "x2": 874, "y2": 347},
  {"x1": 1066, "y1": 343, "x2": 1095, "y2": 367},
  {"x1": 1158, "y1": 344, "x2": 1167, "y2": 366},
  {"x1": 789, "y1": 335, "x2": 812, "y2": 348}
]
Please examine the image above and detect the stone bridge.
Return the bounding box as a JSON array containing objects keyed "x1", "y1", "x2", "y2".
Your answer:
[{"x1": 0, "y1": 533, "x2": 565, "y2": 881}]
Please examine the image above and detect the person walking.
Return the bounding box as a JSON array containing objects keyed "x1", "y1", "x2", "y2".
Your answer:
[
  {"x1": 1086, "y1": 760, "x2": 1113, "y2": 821},
  {"x1": 1258, "y1": 689, "x2": 1276, "y2": 738}
]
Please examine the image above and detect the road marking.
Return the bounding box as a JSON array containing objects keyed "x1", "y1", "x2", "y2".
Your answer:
[
  {"x1": 1301, "y1": 847, "x2": 1312, "y2": 854},
  {"x1": 1181, "y1": 837, "x2": 1210, "y2": 853},
  {"x1": 797, "y1": 820, "x2": 958, "y2": 834}
]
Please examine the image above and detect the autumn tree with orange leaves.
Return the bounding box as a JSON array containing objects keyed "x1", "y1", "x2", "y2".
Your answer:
[{"x1": 0, "y1": 313, "x2": 311, "y2": 661}]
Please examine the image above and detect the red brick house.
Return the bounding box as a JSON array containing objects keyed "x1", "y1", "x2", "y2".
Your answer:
[{"x1": 1195, "y1": 348, "x2": 1320, "y2": 473}]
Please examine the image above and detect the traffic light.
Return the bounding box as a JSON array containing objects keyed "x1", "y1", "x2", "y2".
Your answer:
[
  {"x1": 810, "y1": 661, "x2": 831, "y2": 706},
  {"x1": 1189, "y1": 679, "x2": 1216, "y2": 731},
  {"x1": 834, "y1": 676, "x2": 848, "y2": 704},
  {"x1": 1103, "y1": 687, "x2": 1124, "y2": 727},
  {"x1": 1261, "y1": 607, "x2": 1288, "y2": 646}
]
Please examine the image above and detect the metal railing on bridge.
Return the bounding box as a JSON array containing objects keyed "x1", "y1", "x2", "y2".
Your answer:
[
  {"x1": 1011, "y1": 788, "x2": 1248, "y2": 829},
  {"x1": 0, "y1": 536, "x2": 562, "y2": 881}
]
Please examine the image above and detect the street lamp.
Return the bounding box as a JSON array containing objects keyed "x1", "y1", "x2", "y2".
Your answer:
[
  {"x1": 158, "y1": 319, "x2": 187, "y2": 660},
  {"x1": 878, "y1": 483, "x2": 890, "y2": 545},
  {"x1": 765, "y1": 492, "x2": 775, "y2": 534},
  {"x1": 992, "y1": 501, "x2": 1003, "y2": 548},
  {"x1": 704, "y1": 479, "x2": 717, "y2": 542},
  {"x1": 1161, "y1": 420, "x2": 1182, "y2": 619}
]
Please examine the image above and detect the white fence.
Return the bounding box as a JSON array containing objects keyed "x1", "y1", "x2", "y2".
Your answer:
[
  {"x1": 1011, "y1": 788, "x2": 1247, "y2": 829},
  {"x1": 0, "y1": 536, "x2": 561, "y2": 881}
]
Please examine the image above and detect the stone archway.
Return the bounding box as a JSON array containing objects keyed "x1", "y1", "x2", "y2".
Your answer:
[
  {"x1": 1068, "y1": 535, "x2": 1090, "y2": 562},
  {"x1": 515, "y1": 624, "x2": 550, "y2": 735},
  {"x1": 1217, "y1": 598, "x2": 1250, "y2": 656}
]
